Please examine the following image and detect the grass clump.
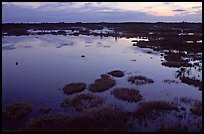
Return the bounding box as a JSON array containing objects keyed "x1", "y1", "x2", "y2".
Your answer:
[
  {"x1": 63, "y1": 82, "x2": 86, "y2": 95},
  {"x1": 112, "y1": 88, "x2": 142, "y2": 102},
  {"x1": 128, "y1": 75, "x2": 154, "y2": 85},
  {"x1": 161, "y1": 61, "x2": 192, "y2": 68},
  {"x1": 61, "y1": 93, "x2": 103, "y2": 111},
  {"x1": 108, "y1": 70, "x2": 125, "y2": 77},
  {"x1": 89, "y1": 74, "x2": 116, "y2": 92},
  {"x1": 3, "y1": 102, "x2": 32, "y2": 122}
]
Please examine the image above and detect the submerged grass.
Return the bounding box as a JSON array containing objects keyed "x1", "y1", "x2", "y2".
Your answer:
[{"x1": 112, "y1": 88, "x2": 142, "y2": 102}]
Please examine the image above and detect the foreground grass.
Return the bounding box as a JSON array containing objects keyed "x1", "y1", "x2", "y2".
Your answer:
[
  {"x1": 3, "y1": 102, "x2": 32, "y2": 122},
  {"x1": 22, "y1": 107, "x2": 129, "y2": 132}
]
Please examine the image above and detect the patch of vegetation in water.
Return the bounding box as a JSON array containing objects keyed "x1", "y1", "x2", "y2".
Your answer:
[
  {"x1": 3, "y1": 102, "x2": 32, "y2": 122},
  {"x1": 161, "y1": 61, "x2": 192, "y2": 68},
  {"x1": 128, "y1": 75, "x2": 154, "y2": 85},
  {"x1": 89, "y1": 74, "x2": 116, "y2": 92},
  {"x1": 111, "y1": 88, "x2": 142, "y2": 102},
  {"x1": 63, "y1": 82, "x2": 86, "y2": 95},
  {"x1": 108, "y1": 70, "x2": 125, "y2": 78},
  {"x1": 61, "y1": 93, "x2": 103, "y2": 111}
]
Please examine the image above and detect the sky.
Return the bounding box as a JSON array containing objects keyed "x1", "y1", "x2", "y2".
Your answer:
[{"x1": 2, "y1": 2, "x2": 202, "y2": 23}]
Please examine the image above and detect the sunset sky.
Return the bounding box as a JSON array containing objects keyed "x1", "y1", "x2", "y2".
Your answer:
[{"x1": 2, "y1": 2, "x2": 202, "y2": 23}]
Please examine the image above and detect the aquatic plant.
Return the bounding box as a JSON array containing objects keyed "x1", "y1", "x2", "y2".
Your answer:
[
  {"x1": 112, "y1": 88, "x2": 142, "y2": 102},
  {"x1": 63, "y1": 82, "x2": 86, "y2": 95},
  {"x1": 61, "y1": 93, "x2": 103, "y2": 111},
  {"x1": 89, "y1": 74, "x2": 116, "y2": 92},
  {"x1": 128, "y1": 75, "x2": 154, "y2": 85},
  {"x1": 3, "y1": 102, "x2": 32, "y2": 122},
  {"x1": 108, "y1": 70, "x2": 125, "y2": 77}
]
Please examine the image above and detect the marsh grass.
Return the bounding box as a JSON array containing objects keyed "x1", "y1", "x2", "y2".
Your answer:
[
  {"x1": 112, "y1": 88, "x2": 142, "y2": 102},
  {"x1": 180, "y1": 76, "x2": 202, "y2": 91},
  {"x1": 108, "y1": 70, "x2": 125, "y2": 77},
  {"x1": 134, "y1": 101, "x2": 179, "y2": 122},
  {"x1": 162, "y1": 61, "x2": 192, "y2": 68},
  {"x1": 128, "y1": 75, "x2": 154, "y2": 85},
  {"x1": 3, "y1": 102, "x2": 32, "y2": 122},
  {"x1": 190, "y1": 101, "x2": 202, "y2": 116},
  {"x1": 89, "y1": 74, "x2": 116, "y2": 92},
  {"x1": 63, "y1": 82, "x2": 86, "y2": 95},
  {"x1": 61, "y1": 93, "x2": 103, "y2": 111},
  {"x1": 22, "y1": 107, "x2": 129, "y2": 132}
]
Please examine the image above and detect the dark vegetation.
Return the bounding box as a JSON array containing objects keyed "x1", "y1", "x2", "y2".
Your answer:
[
  {"x1": 3, "y1": 102, "x2": 32, "y2": 122},
  {"x1": 63, "y1": 82, "x2": 86, "y2": 95},
  {"x1": 61, "y1": 93, "x2": 103, "y2": 111},
  {"x1": 175, "y1": 68, "x2": 202, "y2": 90},
  {"x1": 108, "y1": 70, "x2": 125, "y2": 77},
  {"x1": 128, "y1": 75, "x2": 154, "y2": 85},
  {"x1": 133, "y1": 101, "x2": 179, "y2": 123},
  {"x1": 111, "y1": 88, "x2": 142, "y2": 102},
  {"x1": 21, "y1": 107, "x2": 128, "y2": 132},
  {"x1": 89, "y1": 74, "x2": 116, "y2": 92}
]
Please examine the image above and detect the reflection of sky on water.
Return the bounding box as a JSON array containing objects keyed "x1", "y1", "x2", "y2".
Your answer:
[{"x1": 2, "y1": 35, "x2": 202, "y2": 112}]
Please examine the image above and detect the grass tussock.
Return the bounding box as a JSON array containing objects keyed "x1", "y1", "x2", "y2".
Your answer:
[
  {"x1": 89, "y1": 74, "x2": 116, "y2": 92},
  {"x1": 161, "y1": 61, "x2": 192, "y2": 68},
  {"x1": 63, "y1": 82, "x2": 86, "y2": 95},
  {"x1": 108, "y1": 70, "x2": 125, "y2": 77},
  {"x1": 3, "y1": 102, "x2": 32, "y2": 122},
  {"x1": 128, "y1": 75, "x2": 154, "y2": 85},
  {"x1": 112, "y1": 88, "x2": 142, "y2": 102},
  {"x1": 61, "y1": 93, "x2": 103, "y2": 111}
]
